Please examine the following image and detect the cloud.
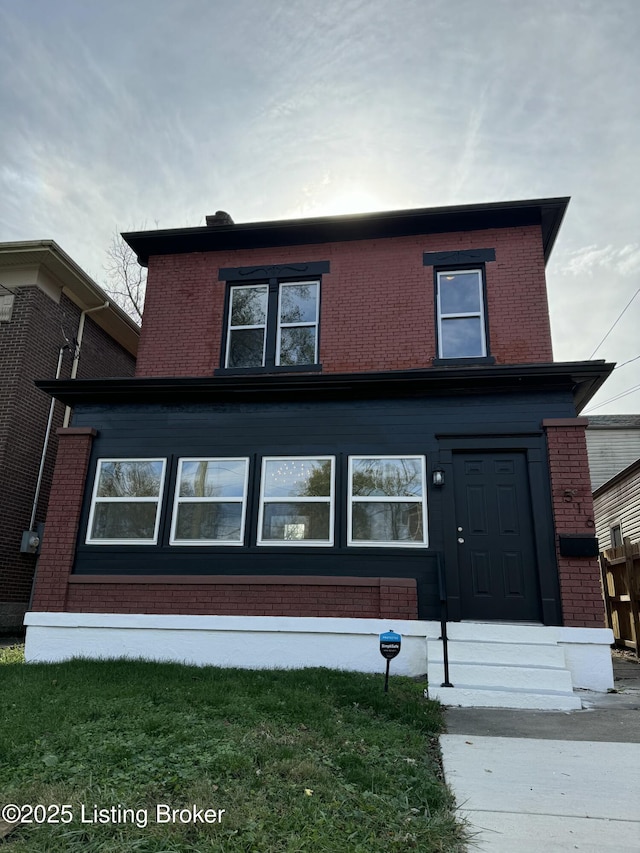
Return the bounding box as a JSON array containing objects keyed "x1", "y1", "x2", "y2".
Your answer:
[{"x1": 558, "y1": 244, "x2": 640, "y2": 277}]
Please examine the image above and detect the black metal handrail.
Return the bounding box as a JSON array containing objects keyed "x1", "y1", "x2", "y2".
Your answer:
[{"x1": 437, "y1": 553, "x2": 453, "y2": 688}]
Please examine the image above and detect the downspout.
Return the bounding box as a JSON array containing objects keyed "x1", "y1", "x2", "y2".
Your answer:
[
  {"x1": 28, "y1": 345, "x2": 68, "y2": 532},
  {"x1": 26, "y1": 300, "x2": 110, "y2": 611},
  {"x1": 62, "y1": 301, "x2": 110, "y2": 427}
]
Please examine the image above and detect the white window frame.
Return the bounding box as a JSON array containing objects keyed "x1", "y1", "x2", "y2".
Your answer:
[
  {"x1": 170, "y1": 457, "x2": 250, "y2": 546},
  {"x1": 276, "y1": 280, "x2": 320, "y2": 366},
  {"x1": 225, "y1": 284, "x2": 268, "y2": 368},
  {"x1": 436, "y1": 269, "x2": 487, "y2": 359},
  {"x1": 257, "y1": 455, "x2": 335, "y2": 546},
  {"x1": 348, "y1": 455, "x2": 428, "y2": 548},
  {"x1": 610, "y1": 522, "x2": 623, "y2": 549},
  {"x1": 86, "y1": 458, "x2": 167, "y2": 545},
  {"x1": 0, "y1": 292, "x2": 15, "y2": 323}
]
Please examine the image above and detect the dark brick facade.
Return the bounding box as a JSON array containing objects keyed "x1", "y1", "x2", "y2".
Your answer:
[
  {"x1": 136, "y1": 225, "x2": 552, "y2": 377},
  {"x1": 0, "y1": 285, "x2": 135, "y2": 631}
]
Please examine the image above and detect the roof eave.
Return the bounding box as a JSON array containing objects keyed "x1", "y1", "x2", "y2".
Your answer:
[
  {"x1": 0, "y1": 240, "x2": 139, "y2": 355},
  {"x1": 123, "y1": 197, "x2": 570, "y2": 268},
  {"x1": 36, "y1": 359, "x2": 612, "y2": 411}
]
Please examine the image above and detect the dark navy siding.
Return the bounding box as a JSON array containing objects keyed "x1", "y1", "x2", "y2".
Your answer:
[{"x1": 71, "y1": 390, "x2": 574, "y2": 620}]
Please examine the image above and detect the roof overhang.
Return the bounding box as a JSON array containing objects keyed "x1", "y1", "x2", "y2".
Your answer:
[
  {"x1": 37, "y1": 360, "x2": 612, "y2": 413},
  {"x1": 593, "y1": 457, "x2": 640, "y2": 497},
  {"x1": 123, "y1": 197, "x2": 570, "y2": 268},
  {"x1": 0, "y1": 240, "x2": 139, "y2": 356}
]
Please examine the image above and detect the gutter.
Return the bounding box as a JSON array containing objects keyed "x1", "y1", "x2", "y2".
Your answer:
[{"x1": 62, "y1": 301, "x2": 110, "y2": 427}]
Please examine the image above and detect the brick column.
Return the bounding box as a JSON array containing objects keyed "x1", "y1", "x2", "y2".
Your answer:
[
  {"x1": 543, "y1": 418, "x2": 604, "y2": 628},
  {"x1": 30, "y1": 427, "x2": 97, "y2": 612}
]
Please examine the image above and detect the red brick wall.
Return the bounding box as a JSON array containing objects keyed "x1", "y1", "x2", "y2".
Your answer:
[
  {"x1": 30, "y1": 428, "x2": 97, "y2": 613},
  {"x1": 136, "y1": 225, "x2": 552, "y2": 377},
  {"x1": 544, "y1": 419, "x2": 605, "y2": 628},
  {"x1": 61, "y1": 576, "x2": 418, "y2": 620}
]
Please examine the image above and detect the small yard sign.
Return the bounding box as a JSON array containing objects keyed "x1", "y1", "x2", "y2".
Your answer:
[{"x1": 379, "y1": 630, "x2": 401, "y2": 692}]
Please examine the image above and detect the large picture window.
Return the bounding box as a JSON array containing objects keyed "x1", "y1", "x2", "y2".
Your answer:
[
  {"x1": 87, "y1": 459, "x2": 166, "y2": 544},
  {"x1": 225, "y1": 281, "x2": 319, "y2": 369},
  {"x1": 258, "y1": 457, "x2": 335, "y2": 545},
  {"x1": 436, "y1": 269, "x2": 487, "y2": 359},
  {"x1": 170, "y1": 458, "x2": 249, "y2": 545},
  {"x1": 348, "y1": 456, "x2": 427, "y2": 547}
]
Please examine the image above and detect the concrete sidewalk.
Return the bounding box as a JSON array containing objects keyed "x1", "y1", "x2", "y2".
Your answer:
[{"x1": 440, "y1": 655, "x2": 640, "y2": 852}]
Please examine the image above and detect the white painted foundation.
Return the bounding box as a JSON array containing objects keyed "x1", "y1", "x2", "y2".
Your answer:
[{"x1": 23, "y1": 613, "x2": 615, "y2": 693}]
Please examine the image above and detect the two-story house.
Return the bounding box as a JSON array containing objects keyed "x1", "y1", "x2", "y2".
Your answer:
[{"x1": 25, "y1": 199, "x2": 615, "y2": 708}]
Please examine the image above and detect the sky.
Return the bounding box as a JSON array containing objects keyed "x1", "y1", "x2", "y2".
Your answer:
[{"x1": 0, "y1": 0, "x2": 638, "y2": 414}]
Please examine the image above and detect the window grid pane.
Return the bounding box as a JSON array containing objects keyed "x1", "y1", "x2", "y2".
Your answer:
[
  {"x1": 226, "y1": 286, "x2": 268, "y2": 368},
  {"x1": 88, "y1": 459, "x2": 166, "y2": 544},
  {"x1": 172, "y1": 458, "x2": 249, "y2": 545},
  {"x1": 437, "y1": 269, "x2": 486, "y2": 359},
  {"x1": 276, "y1": 281, "x2": 319, "y2": 366},
  {"x1": 349, "y1": 457, "x2": 427, "y2": 547},
  {"x1": 259, "y1": 457, "x2": 334, "y2": 545}
]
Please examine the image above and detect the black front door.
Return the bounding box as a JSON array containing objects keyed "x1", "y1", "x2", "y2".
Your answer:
[{"x1": 453, "y1": 451, "x2": 541, "y2": 621}]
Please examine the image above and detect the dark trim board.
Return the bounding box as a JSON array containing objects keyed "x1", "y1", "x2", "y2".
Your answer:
[
  {"x1": 122, "y1": 198, "x2": 569, "y2": 267},
  {"x1": 69, "y1": 390, "x2": 573, "y2": 624},
  {"x1": 423, "y1": 248, "x2": 496, "y2": 266},
  {"x1": 218, "y1": 261, "x2": 330, "y2": 281},
  {"x1": 37, "y1": 360, "x2": 614, "y2": 413}
]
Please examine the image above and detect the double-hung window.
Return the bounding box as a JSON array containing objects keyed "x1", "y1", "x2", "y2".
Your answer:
[
  {"x1": 219, "y1": 262, "x2": 328, "y2": 371},
  {"x1": 348, "y1": 456, "x2": 427, "y2": 546},
  {"x1": 258, "y1": 456, "x2": 335, "y2": 545},
  {"x1": 436, "y1": 269, "x2": 487, "y2": 359},
  {"x1": 170, "y1": 458, "x2": 249, "y2": 545},
  {"x1": 86, "y1": 459, "x2": 166, "y2": 544}
]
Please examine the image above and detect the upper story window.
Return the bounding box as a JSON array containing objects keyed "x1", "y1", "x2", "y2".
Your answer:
[
  {"x1": 424, "y1": 249, "x2": 495, "y2": 365},
  {"x1": 218, "y1": 262, "x2": 328, "y2": 373},
  {"x1": 436, "y1": 269, "x2": 487, "y2": 359},
  {"x1": 226, "y1": 281, "x2": 319, "y2": 369},
  {"x1": 86, "y1": 459, "x2": 166, "y2": 544},
  {"x1": 0, "y1": 293, "x2": 15, "y2": 323}
]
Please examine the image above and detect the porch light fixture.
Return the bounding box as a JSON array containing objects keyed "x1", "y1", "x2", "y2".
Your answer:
[{"x1": 432, "y1": 469, "x2": 445, "y2": 487}]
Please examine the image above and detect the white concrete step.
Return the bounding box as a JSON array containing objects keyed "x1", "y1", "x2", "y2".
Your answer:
[
  {"x1": 428, "y1": 662, "x2": 574, "y2": 693},
  {"x1": 426, "y1": 626, "x2": 579, "y2": 710},
  {"x1": 442, "y1": 623, "x2": 559, "y2": 644},
  {"x1": 428, "y1": 685, "x2": 582, "y2": 710},
  {"x1": 428, "y1": 639, "x2": 566, "y2": 669}
]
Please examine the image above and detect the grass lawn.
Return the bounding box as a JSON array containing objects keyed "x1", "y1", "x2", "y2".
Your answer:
[{"x1": 0, "y1": 645, "x2": 466, "y2": 852}]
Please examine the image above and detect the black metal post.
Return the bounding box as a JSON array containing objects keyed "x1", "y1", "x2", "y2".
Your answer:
[
  {"x1": 384, "y1": 659, "x2": 390, "y2": 693},
  {"x1": 437, "y1": 553, "x2": 454, "y2": 688}
]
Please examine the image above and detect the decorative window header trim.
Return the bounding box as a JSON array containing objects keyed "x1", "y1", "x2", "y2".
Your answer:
[
  {"x1": 219, "y1": 261, "x2": 330, "y2": 281},
  {"x1": 423, "y1": 248, "x2": 495, "y2": 266}
]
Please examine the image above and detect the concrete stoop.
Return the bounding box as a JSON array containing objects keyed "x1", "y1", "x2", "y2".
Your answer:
[{"x1": 427, "y1": 624, "x2": 582, "y2": 710}]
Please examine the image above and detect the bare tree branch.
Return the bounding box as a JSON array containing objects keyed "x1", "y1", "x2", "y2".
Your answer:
[{"x1": 103, "y1": 228, "x2": 147, "y2": 322}]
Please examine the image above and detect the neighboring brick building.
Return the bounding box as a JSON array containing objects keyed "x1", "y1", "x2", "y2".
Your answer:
[
  {"x1": 0, "y1": 241, "x2": 139, "y2": 632},
  {"x1": 26, "y1": 200, "x2": 617, "y2": 708}
]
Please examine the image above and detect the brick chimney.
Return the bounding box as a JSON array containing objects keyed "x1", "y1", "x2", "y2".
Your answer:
[{"x1": 206, "y1": 211, "x2": 234, "y2": 227}]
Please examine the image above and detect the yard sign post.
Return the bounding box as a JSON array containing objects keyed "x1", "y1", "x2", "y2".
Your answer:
[{"x1": 379, "y1": 630, "x2": 401, "y2": 692}]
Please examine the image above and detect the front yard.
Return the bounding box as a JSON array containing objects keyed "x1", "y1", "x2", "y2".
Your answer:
[{"x1": 0, "y1": 647, "x2": 466, "y2": 851}]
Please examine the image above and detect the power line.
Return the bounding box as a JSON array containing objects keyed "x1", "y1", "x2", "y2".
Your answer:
[
  {"x1": 588, "y1": 286, "x2": 640, "y2": 359},
  {"x1": 614, "y1": 354, "x2": 640, "y2": 370},
  {"x1": 583, "y1": 382, "x2": 640, "y2": 413}
]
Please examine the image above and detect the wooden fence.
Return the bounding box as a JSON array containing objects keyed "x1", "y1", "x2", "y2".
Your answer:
[{"x1": 600, "y1": 538, "x2": 640, "y2": 657}]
